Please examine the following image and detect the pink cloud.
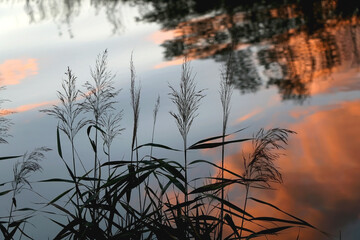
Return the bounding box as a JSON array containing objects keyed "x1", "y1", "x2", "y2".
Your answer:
[{"x1": 0, "y1": 59, "x2": 38, "y2": 86}]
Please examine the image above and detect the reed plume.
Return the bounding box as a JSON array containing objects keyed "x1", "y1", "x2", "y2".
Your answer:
[
  {"x1": 40, "y1": 67, "x2": 86, "y2": 176},
  {"x1": 129, "y1": 53, "x2": 141, "y2": 163},
  {"x1": 129, "y1": 53, "x2": 142, "y2": 216},
  {"x1": 99, "y1": 111, "x2": 125, "y2": 175},
  {"x1": 81, "y1": 49, "x2": 120, "y2": 181},
  {"x1": 150, "y1": 95, "x2": 160, "y2": 158},
  {"x1": 239, "y1": 128, "x2": 295, "y2": 238},
  {"x1": 8, "y1": 147, "x2": 50, "y2": 230},
  {"x1": 169, "y1": 57, "x2": 205, "y2": 215}
]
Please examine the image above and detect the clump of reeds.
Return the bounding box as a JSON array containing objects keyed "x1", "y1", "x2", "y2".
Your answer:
[
  {"x1": 37, "y1": 50, "x2": 324, "y2": 240},
  {"x1": 169, "y1": 57, "x2": 205, "y2": 215}
]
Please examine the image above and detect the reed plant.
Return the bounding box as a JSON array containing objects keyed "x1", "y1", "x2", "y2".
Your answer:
[
  {"x1": 238, "y1": 128, "x2": 295, "y2": 238},
  {"x1": 169, "y1": 58, "x2": 205, "y2": 216},
  {"x1": 143, "y1": 95, "x2": 160, "y2": 211},
  {"x1": 129, "y1": 53, "x2": 142, "y2": 215},
  {"x1": 129, "y1": 53, "x2": 141, "y2": 166},
  {"x1": 99, "y1": 111, "x2": 125, "y2": 176},
  {"x1": 218, "y1": 54, "x2": 234, "y2": 239},
  {"x1": 40, "y1": 67, "x2": 86, "y2": 178},
  {"x1": 40, "y1": 67, "x2": 87, "y2": 211},
  {"x1": 0, "y1": 82, "x2": 50, "y2": 239},
  {"x1": 5, "y1": 147, "x2": 50, "y2": 239},
  {"x1": 81, "y1": 49, "x2": 120, "y2": 184}
]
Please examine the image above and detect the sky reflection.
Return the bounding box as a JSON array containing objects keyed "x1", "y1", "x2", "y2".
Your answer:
[
  {"x1": 0, "y1": 0, "x2": 359, "y2": 239},
  {"x1": 0, "y1": 59, "x2": 38, "y2": 86},
  {"x1": 221, "y1": 99, "x2": 360, "y2": 239}
]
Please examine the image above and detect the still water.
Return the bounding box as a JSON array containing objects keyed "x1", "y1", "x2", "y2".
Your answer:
[{"x1": 0, "y1": 0, "x2": 359, "y2": 239}]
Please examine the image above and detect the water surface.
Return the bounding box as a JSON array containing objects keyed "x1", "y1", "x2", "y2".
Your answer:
[{"x1": 1, "y1": 0, "x2": 359, "y2": 239}]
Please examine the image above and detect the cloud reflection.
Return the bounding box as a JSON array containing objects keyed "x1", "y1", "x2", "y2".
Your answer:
[
  {"x1": 220, "y1": 100, "x2": 360, "y2": 239},
  {"x1": 234, "y1": 107, "x2": 263, "y2": 124},
  {"x1": 1, "y1": 101, "x2": 56, "y2": 116},
  {"x1": 0, "y1": 59, "x2": 38, "y2": 86}
]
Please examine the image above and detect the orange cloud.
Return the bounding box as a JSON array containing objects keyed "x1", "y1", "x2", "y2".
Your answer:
[
  {"x1": 14, "y1": 101, "x2": 55, "y2": 113},
  {"x1": 153, "y1": 58, "x2": 185, "y2": 69},
  {"x1": 1, "y1": 101, "x2": 56, "y2": 116},
  {"x1": 309, "y1": 68, "x2": 360, "y2": 96},
  {"x1": 147, "y1": 30, "x2": 176, "y2": 44},
  {"x1": 0, "y1": 59, "x2": 38, "y2": 86},
  {"x1": 208, "y1": 100, "x2": 360, "y2": 239},
  {"x1": 234, "y1": 108, "x2": 263, "y2": 124}
]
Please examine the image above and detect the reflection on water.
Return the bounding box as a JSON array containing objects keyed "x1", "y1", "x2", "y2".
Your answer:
[
  {"x1": 0, "y1": 59, "x2": 38, "y2": 86},
  {"x1": 136, "y1": 0, "x2": 360, "y2": 102},
  {"x1": 8, "y1": 0, "x2": 124, "y2": 37},
  {"x1": 8, "y1": 0, "x2": 360, "y2": 101},
  {"x1": 222, "y1": 99, "x2": 360, "y2": 239},
  {"x1": 2, "y1": 0, "x2": 360, "y2": 239}
]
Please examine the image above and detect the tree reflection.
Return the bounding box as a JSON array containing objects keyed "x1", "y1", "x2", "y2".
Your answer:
[
  {"x1": 10, "y1": 0, "x2": 124, "y2": 37},
  {"x1": 134, "y1": 0, "x2": 360, "y2": 102},
  {"x1": 3, "y1": 0, "x2": 360, "y2": 101}
]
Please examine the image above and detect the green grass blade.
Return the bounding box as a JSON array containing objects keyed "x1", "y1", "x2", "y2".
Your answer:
[
  {"x1": 189, "y1": 128, "x2": 248, "y2": 147},
  {"x1": 224, "y1": 214, "x2": 241, "y2": 239},
  {"x1": 0, "y1": 190, "x2": 11, "y2": 196},
  {"x1": 56, "y1": 126, "x2": 63, "y2": 158},
  {"x1": 39, "y1": 178, "x2": 75, "y2": 184},
  {"x1": 246, "y1": 226, "x2": 293, "y2": 239},
  {"x1": 0, "y1": 155, "x2": 22, "y2": 161},
  {"x1": 190, "y1": 180, "x2": 234, "y2": 194},
  {"x1": 47, "y1": 188, "x2": 73, "y2": 205},
  {"x1": 188, "y1": 138, "x2": 252, "y2": 150},
  {"x1": 190, "y1": 159, "x2": 244, "y2": 179},
  {"x1": 208, "y1": 194, "x2": 253, "y2": 218},
  {"x1": 134, "y1": 143, "x2": 180, "y2": 151}
]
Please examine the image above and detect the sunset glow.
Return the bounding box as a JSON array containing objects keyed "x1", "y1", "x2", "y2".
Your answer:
[
  {"x1": 0, "y1": 58, "x2": 38, "y2": 86},
  {"x1": 220, "y1": 100, "x2": 360, "y2": 239},
  {"x1": 1, "y1": 101, "x2": 56, "y2": 116}
]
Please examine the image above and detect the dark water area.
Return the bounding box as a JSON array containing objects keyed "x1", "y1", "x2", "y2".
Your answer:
[{"x1": 1, "y1": 0, "x2": 360, "y2": 239}]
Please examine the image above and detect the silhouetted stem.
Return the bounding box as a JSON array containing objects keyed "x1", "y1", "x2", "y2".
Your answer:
[
  {"x1": 136, "y1": 137, "x2": 143, "y2": 214},
  {"x1": 184, "y1": 137, "x2": 188, "y2": 216},
  {"x1": 7, "y1": 190, "x2": 16, "y2": 232},
  {"x1": 239, "y1": 184, "x2": 249, "y2": 238},
  {"x1": 143, "y1": 111, "x2": 158, "y2": 209},
  {"x1": 71, "y1": 140, "x2": 80, "y2": 208},
  {"x1": 107, "y1": 145, "x2": 111, "y2": 177},
  {"x1": 219, "y1": 133, "x2": 225, "y2": 240}
]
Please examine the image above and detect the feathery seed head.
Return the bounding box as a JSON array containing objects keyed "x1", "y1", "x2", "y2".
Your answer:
[
  {"x1": 243, "y1": 128, "x2": 295, "y2": 188},
  {"x1": 12, "y1": 147, "x2": 51, "y2": 194},
  {"x1": 169, "y1": 58, "x2": 205, "y2": 142},
  {"x1": 40, "y1": 68, "x2": 87, "y2": 141},
  {"x1": 81, "y1": 49, "x2": 120, "y2": 124}
]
